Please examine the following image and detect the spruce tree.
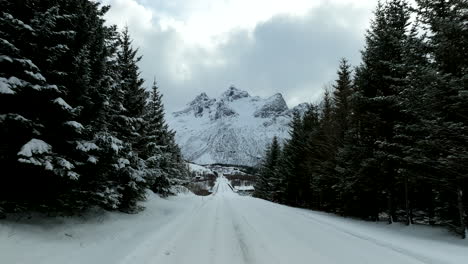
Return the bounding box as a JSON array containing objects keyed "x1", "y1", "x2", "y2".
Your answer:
[
  {"x1": 0, "y1": 0, "x2": 110, "y2": 212},
  {"x1": 109, "y1": 26, "x2": 148, "y2": 211},
  {"x1": 254, "y1": 136, "x2": 281, "y2": 200},
  {"x1": 142, "y1": 79, "x2": 188, "y2": 196},
  {"x1": 279, "y1": 110, "x2": 307, "y2": 206},
  {"x1": 332, "y1": 58, "x2": 353, "y2": 144},
  {"x1": 301, "y1": 104, "x2": 322, "y2": 209},
  {"x1": 344, "y1": 0, "x2": 412, "y2": 222},
  {"x1": 406, "y1": 0, "x2": 468, "y2": 237}
]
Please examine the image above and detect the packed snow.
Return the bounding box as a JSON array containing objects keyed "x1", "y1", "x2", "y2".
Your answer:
[{"x1": 1, "y1": 176, "x2": 467, "y2": 264}]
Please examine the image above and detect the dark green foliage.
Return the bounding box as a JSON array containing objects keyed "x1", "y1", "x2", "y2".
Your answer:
[
  {"x1": 0, "y1": 0, "x2": 186, "y2": 215},
  {"x1": 258, "y1": 0, "x2": 467, "y2": 238},
  {"x1": 143, "y1": 80, "x2": 189, "y2": 197},
  {"x1": 254, "y1": 136, "x2": 281, "y2": 201}
]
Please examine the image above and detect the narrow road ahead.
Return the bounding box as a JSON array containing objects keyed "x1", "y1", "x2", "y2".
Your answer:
[{"x1": 120, "y1": 176, "x2": 443, "y2": 264}]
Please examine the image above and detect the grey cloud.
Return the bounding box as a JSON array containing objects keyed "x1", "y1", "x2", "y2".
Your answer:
[{"x1": 134, "y1": 3, "x2": 371, "y2": 112}]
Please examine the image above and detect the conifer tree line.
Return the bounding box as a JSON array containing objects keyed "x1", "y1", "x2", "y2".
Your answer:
[
  {"x1": 0, "y1": 0, "x2": 188, "y2": 215},
  {"x1": 254, "y1": 0, "x2": 467, "y2": 238}
]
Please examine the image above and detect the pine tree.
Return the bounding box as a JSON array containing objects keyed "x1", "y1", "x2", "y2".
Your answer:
[
  {"x1": 109, "y1": 26, "x2": 148, "y2": 211},
  {"x1": 141, "y1": 79, "x2": 188, "y2": 196},
  {"x1": 315, "y1": 90, "x2": 340, "y2": 211},
  {"x1": 405, "y1": 0, "x2": 468, "y2": 237},
  {"x1": 0, "y1": 0, "x2": 109, "y2": 212},
  {"x1": 343, "y1": 0, "x2": 412, "y2": 222},
  {"x1": 301, "y1": 104, "x2": 322, "y2": 209},
  {"x1": 332, "y1": 58, "x2": 353, "y2": 144},
  {"x1": 0, "y1": 0, "x2": 186, "y2": 214},
  {"x1": 278, "y1": 110, "x2": 308, "y2": 206},
  {"x1": 254, "y1": 136, "x2": 281, "y2": 200}
]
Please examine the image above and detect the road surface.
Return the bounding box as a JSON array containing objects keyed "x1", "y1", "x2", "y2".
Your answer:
[
  {"x1": 3, "y1": 176, "x2": 466, "y2": 264},
  {"x1": 120, "y1": 176, "x2": 440, "y2": 264}
]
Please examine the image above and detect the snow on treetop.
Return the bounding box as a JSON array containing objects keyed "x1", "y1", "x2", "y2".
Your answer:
[
  {"x1": 76, "y1": 141, "x2": 99, "y2": 152},
  {"x1": 53, "y1": 97, "x2": 73, "y2": 110},
  {"x1": 65, "y1": 121, "x2": 84, "y2": 131},
  {"x1": 0, "y1": 76, "x2": 24, "y2": 94},
  {"x1": 0, "y1": 77, "x2": 15, "y2": 94},
  {"x1": 17, "y1": 139, "x2": 52, "y2": 157}
]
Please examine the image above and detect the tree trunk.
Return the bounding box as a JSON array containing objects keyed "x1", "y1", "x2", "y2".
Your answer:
[
  {"x1": 428, "y1": 187, "x2": 435, "y2": 226},
  {"x1": 404, "y1": 176, "x2": 413, "y2": 225},
  {"x1": 457, "y1": 185, "x2": 466, "y2": 239},
  {"x1": 387, "y1": 190, "x2": 393, "y2": 224}
]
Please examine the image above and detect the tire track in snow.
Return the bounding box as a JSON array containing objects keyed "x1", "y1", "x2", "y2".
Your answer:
[
  {"x1": 119, "y1": 196, "x2": 209, "y2": 264},
  {"x1": 224, "y1": 196, "x2": 281, "y2": 264},
  {"x1": 249, "y1": 199, "x2": 439, "y2": 264},
  {"x1": 226, "y1": 197, "x2": 252, "y2": 264},
  {"x1": 208, "y1": 200, "x2": 220, "y2": 264},
  {"x1": 293, "y1": 211, "x2": 440, "y2": 264}
]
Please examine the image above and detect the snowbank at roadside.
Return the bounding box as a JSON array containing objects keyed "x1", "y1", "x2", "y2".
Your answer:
[{"x1": 0, "y1": 192, "x2": 200, "y2": 264}]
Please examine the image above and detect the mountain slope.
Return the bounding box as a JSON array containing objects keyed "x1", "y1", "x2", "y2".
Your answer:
[{"x1": 167, "y1": 87, "x2": 307, "y2": 166}]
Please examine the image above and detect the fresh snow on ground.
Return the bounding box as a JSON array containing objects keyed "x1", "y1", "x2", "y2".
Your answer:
[
  {"x1": 188, "y1": 162, "x2": 214, "y2": 175},
  {"x1": 1, "y1": 176, "x2": 468, "y2": 264},
  {"x1": 234, "y1": 185, "x2": 255, "y2": 191}
]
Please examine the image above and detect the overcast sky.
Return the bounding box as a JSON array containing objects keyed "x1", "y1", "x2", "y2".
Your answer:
[{"x1": 101, "y1": 0, "x2": 377, "y2": 112}]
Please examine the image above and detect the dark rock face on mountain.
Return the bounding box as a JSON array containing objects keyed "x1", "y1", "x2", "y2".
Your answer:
[{"x1": 254, "y1": 93, "x2": 289, "y2": 118}]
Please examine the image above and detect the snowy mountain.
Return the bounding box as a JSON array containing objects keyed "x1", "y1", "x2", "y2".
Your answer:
[{"x1": 167, "y1": 86, "x2": 308, "y2": 166}]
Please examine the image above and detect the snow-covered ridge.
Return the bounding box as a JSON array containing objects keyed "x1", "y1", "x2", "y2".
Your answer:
[{"x1": 167, "y1": 86, "x2": 308, "y2": 166}]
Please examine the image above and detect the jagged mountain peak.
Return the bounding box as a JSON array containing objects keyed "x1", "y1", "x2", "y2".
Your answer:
[
  {"x1": 191, "y1": 92, "x2": 210, "y2": 102},
  {"x1": 168, "y1": 88, "x2": 306, "y2": 166},
  {"x1": 221, "y1": 86, "x2": 250, "y2": 101},
  {"x1": 254, "y1": 93, "x2": 288, "y2": 118},
  {"x1": 174, "y1": 92, "x2": 215, "y2": 118}
]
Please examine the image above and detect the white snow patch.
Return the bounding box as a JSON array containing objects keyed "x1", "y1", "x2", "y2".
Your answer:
[
  {"x1": 0, "y1": 78, "x2": 14, "y2": 94},
  {"x1": 57, "y1": 158, "x2": 74, "y2": 170},
  {"x1": 0, "y1": 76, "x2": 25, "y2": 94},
  {"x1": 234, "y1": 185, "x2": 254, "y2": 191},
  {"x1": 25, "y1": 71, "x2": 46, "y2": 82},
  {"x1": 117, "y1": 158, "x2": 130, "y2": 169},
  {"x1": 188, "y1": 162, "x2": 213, "y2": 174},
  {"x1": 0, "y1": 55, "x2": 13, "y2": 63},
  {"x1": 16, "y1": 58, "x2": 39, "y2": 70},
  {"x1": 87, "y1": 156, "x2": 98, "y2": 164},
  {"x1": 4, "y1": 13, "x2": 33, "y2": 31},
  {"x1": 76, "y1": 141, "x2": 99, "y2": 152},
  {"x1": 53, "y1": 97, "x2": 73, "y2": 110},
  {"x1": 67, "y1": 171, "x2": 79, "y2": 181},
  {"x1": 0, "y1": 114, "x2": 29, "y2": 123},
  {"x1": 17, "y1": 139, "x2": 51, "y2": 157},
  {"x1": 45, "y1": 84, "x2": 58, "y2": 91},
  {"x1": 64, "y1": 121, "x2": 84, "y2": 131}
]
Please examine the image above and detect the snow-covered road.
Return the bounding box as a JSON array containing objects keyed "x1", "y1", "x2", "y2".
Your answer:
[
  {"x1": 2, "y1": 176, "x2": 468, "y2": 264},
  {"x1": 122, "y1": 176, "x2": 467, "y2": 264}
]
